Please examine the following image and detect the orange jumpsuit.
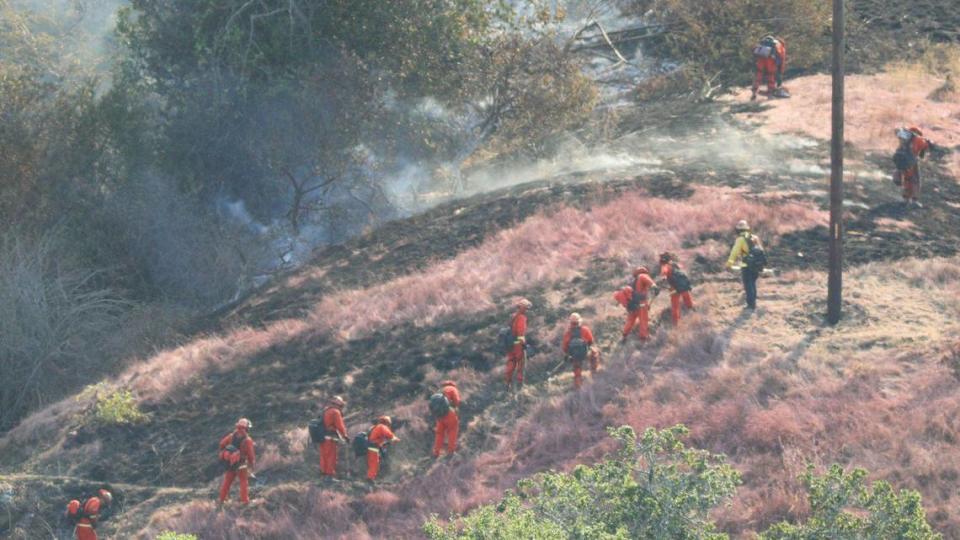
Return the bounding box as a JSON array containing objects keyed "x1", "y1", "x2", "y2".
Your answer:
[
  {"x1": 753, "y1": 40, "x2": 787, "y2": 95},
  {"x1": 366, "y1": 423, "x2": 397, "y2": 480},
  {"x1": 899, "y1": 134, "x2": 931, "y2": 201},
  {"x1": 623, "y1": 274, "x2": 656, "y2": 340},
  {"x1": 320, "y1": 406, "x2": 347, "y2": 476},
  {"x1": 504, "y1": 310, "x2": 528, "y2": 386},
  {"x1": 433, "y1": 384, "x2": 461, "y2": 457},
  {"x1": 660, "y1": 262, "x2": 694, "y2": 325},
  {"x1": 218, "y1": 430, "x2": 255, "y2": 503},
  {"x1": 562, "y1": 324, "x2": 596, "y2": 388},
  {"x1": 69, "y1": 497, "x2": 103, "y2": 540}
]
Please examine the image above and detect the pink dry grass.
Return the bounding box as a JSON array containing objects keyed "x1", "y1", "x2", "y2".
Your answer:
[
  {"x1": 145, "y1": 487, "x2": 364, "y2": 540},
  {"x1": 137, "y1": 258, "x2": 960, "y2": 538},
  {"x1": 730, "y1": 72, "x2": 960, "y2": 176},
  {"x1": 312, "y1": 186, "x2": 826, "y2": 339}
]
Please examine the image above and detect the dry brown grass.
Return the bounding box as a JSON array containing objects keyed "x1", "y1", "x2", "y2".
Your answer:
[
  {"x1": 144, "y1": 255, "x2": 959, "y2": 538},
  {"x1": 728, "y1": 57, "x2": 960, "y2": 177},
  {"x1": 6, "y1": 179, "x2": 959, "y2": 538}
]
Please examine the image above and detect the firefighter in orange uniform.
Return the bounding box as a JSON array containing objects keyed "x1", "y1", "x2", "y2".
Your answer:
[
  {"x1": 432, "y1": 381, "x2": 461, "y2": 458},
  {"x1": 320, "y1": 396, "x2": 348, "y2": 478},
  {"x1": 66, "y1": 489, "x2": 112, "y2": 540},
  {"x1": 504, "y1": 298, "x2": 531, "y2": 387},
  {"x1": 367, "y1": 415, "x2": 399, "y2": 482},
  {"x1": 218, "y1": 418, "x2": 256, "y2": 505}
]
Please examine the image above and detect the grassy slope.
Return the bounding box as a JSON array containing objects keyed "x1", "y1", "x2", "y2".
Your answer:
[{"x1": 3, "y1": 77, "x2": 960, "y2": 539}]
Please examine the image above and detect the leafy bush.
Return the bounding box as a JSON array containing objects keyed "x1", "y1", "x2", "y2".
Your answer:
[
  {"x1": 426, "y1": 427, "x2": 940, "y2": 539},
  {"x1": 761, "y1": 464, "x2": 940, "y2": 540},
  {"x1": 469, "y1": 33, "x2": 598, "y2": 158},
  {"x1": 633, "y1": 0, "x2": 831, "y2": 88},
  {"x1": 156, "y1": 532, "x2": 198, "y2": 540},
  {"x1": 424, "y1": 425, "x2": 742, "y2": 539},
  {"x1": 84, "y1": 383, "x2": 149, "y2": 426}
]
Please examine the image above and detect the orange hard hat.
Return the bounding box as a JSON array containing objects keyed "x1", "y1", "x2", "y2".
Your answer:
[
  {"x1": 633, "y1": 266, "x2": 649, "y2": 276},
  {"x1": 377, "y1": 415, "x2": 392, "y2": 427},
  {"x1": 236, "y1": 418, "x2": 252, "y2": 431},
  {"x1": 98, "y1": 489, "x2": 113, "y2": 506}
]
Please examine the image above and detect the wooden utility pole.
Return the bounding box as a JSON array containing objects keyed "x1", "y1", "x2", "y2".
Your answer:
[{"x1": 827, "y1": 0, "x2": 845, "y2": 324}]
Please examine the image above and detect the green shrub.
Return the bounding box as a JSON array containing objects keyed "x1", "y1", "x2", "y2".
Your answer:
[
  {"x1": 425, "y1": 425, "x2": 741, "y2": 539},
  {"x1": 761, "y1": 464, "x2": 940, "y2": 540},
  {"x1": 632, "y1": 0, "x2": 831, "y2": 89},
  {"x1": 426, "y1": 427, "x2": 940, "y2": 539},
  {"x1": 82, "y1": 383, "x2": 148, "y2": 426},
  {"x1": 156, "y1": 532, "x2": 198, "y2": 540}
]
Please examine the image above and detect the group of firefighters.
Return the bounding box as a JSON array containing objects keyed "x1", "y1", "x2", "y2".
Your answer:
[
  {"x1": 200, "y1": 217, "x2": 767, "y2": 511},
  {"x1": 65, "y1": 33, "x2": 942, "y2": 539}
]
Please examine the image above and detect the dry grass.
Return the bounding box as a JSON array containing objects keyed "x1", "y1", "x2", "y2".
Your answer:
[
  {"x1": 728, "y1": 64, "x2": 960, "y2": 177},
  {"x1": 310, "y1": 186, "x2": 826, "y2": 339},
  {"x1": 8, "y1": 182, "x2": 960, "y2": 538},
  {"x1": 141, "y1": 253, "x2": 960, "y2": 537},
  {"x1": 0, "y1": 185, "x2": 824, "y2": 453}
]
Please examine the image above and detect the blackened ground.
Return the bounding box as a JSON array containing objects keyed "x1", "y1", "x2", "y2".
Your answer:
[
  {"x1": 855, "y1": 0, "x2": 960, "y2": 44},
  {"x1": 218, "y1": 177, "x2": 666, "y2": 328}
]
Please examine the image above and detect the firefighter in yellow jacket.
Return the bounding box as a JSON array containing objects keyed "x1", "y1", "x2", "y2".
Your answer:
[{"x1": 727, "y1": 220, "x2": 765, "y2": 310}]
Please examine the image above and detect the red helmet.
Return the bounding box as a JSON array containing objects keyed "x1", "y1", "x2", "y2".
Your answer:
[
  {"x1": 377, "y1": 415, "x2": 392, "y2": 427},
  {"x1": 908, "y1": 126, "x2": 923, "y2": 136},
  {"x1": 621, "y1": 285, "x2": 633, "y2": 295},
  {"x1": 236, "y1": 418, "x2": 252, "y2": 431},
  {"x1": 441, "y1": 380, "x2": 456, "y2": 388},
  {"x1": 98, "y1": 489, "x2": 113, "y2": 506},
  {"x1": 632, "y1": 266, "x2": 649, "y2": 276}
]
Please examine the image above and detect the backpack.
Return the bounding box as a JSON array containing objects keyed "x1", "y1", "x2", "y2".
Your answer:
[
  {"x1": 667, "y1": 264, "x2": 692, "y2": 293},
  {"x1": 429, "y1": 393, "x2": 451, "y2": 419},
  {"x1": 219, "y1": 433, "x2": 246, "y2": 471},
  {"x1": 308, "y1": 415, "x2": 328, "y2": 444},
  {"x1": 892, "y1": 144, "x2": 917, "y2": 171},
  {"x1": 753, "y1": 37, "x2": 778, "y2": 59},
  {"x1": 626, "y1": 278, "x2": 647, "y2": 312},
  {"x1": 567, "y1": 326, "x2": 589, "y2": 361},
  {"x1": 745, "y1": 239, "x2": 768, "y2": 273},
  {"x1": 352, "y1": 431, "x2": 370, "y2": 458}
]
